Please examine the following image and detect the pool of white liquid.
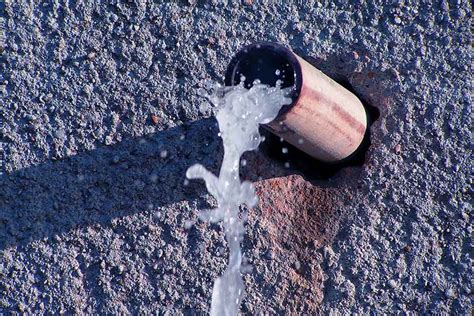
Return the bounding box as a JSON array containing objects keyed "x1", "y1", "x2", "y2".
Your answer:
[{"x1": 186, "y1": 81, "x2": 292, "y2": 315}]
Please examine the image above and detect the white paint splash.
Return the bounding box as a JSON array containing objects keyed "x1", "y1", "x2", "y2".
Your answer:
[{"x1": 186, "y1": 81, "x2": 291, "y2": 315}]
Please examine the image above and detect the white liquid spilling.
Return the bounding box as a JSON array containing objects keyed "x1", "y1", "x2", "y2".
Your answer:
[{"x1": 186, "y1": 82, "x2": 291, "y2": 315}]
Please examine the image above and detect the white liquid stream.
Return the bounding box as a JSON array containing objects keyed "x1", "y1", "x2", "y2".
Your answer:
[{"x1": 186, "y1": 82, "x2": 291, "y2": 315}]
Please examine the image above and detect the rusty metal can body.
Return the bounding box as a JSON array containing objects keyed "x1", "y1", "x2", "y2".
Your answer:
[{"x1": 225, "y1": 42, "x2": 367, "y2": 162}]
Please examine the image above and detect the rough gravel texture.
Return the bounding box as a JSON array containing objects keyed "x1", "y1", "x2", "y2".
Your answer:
[{"x1": 1, "y1": 0, "x2": 472, "y2": 314}]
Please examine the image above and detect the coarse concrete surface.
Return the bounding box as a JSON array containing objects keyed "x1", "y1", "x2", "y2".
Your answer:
[{"x1": 0, "y1": 0, "x2": 472, "y2": 314}]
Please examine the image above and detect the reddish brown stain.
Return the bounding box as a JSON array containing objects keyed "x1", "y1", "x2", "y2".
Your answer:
[
  {"x1": 254, "y1": 175, "x2": 343, "y2": 248},
  {"x1": 247, "y1": 174, "x2": 348, "y2": 313}
]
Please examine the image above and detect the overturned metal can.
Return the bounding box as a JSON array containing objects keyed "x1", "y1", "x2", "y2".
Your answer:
[{"x1": 224, "y1": 42, "x2": 367, "y2": 162}]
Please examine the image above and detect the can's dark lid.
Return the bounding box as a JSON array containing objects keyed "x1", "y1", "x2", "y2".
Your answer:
[{"x1": 224, "y1": 42, "x2": 302, "y2": 116}]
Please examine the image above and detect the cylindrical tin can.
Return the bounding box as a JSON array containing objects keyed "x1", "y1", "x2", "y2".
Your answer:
[{"x1": 225, "y1": 42, "x2": 367, "y2": 162}]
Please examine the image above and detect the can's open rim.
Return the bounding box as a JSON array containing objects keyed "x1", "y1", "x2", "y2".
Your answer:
[{"x1": 224, "y1": 42, "x2": 303, "y2": 117}]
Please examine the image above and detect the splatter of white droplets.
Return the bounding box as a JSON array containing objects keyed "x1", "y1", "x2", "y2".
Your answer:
[{"x1": 186, "y1": 81, "x2": 291, "y2": 316}]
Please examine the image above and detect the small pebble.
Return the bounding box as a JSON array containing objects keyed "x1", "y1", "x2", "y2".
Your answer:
[
  {"x1": 445, "y1": 288, "x2": 455, "y2": 298},
  {"x1": 54, "y1": 129, "x2": 65, "y2": 140},
  {"x1": 39, "y1": 93, "x2": 53, "y2": 103},
  {"x1": 388, "y1": 279, "x2": 398, "y2": 289},
  {"x1": 461, "y1": 212, "x2": 469, "y2": 221},
  {"x1": 87, "y1": 51, "x2": 96, "y2": 59},
  {"x1": 18, "y1": 303, "x2": 26, "y2": 312},
  {"x1": 83, "y1": 85, "x2": 93, "y2": 97},
  {"x1": 148, "y1": 224, "x2": 158, "y2": 232},
  {"x1": 394, "y1": 144, "x2": 401, "y2": 154},
  {"x1": 294, "y1": 260, "x2": 301, "y2": 270},
  {"x1": 414, "y1": 58, "x2": 421, "y2": 69}
]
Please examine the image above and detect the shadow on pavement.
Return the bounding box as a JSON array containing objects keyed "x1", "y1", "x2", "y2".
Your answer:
[
  {"x1": 0, "y1": 118, "x2": 218, "y2": 250},
  {"x1": 0, "y1": 117, "x2": 318, "y2": 251}
]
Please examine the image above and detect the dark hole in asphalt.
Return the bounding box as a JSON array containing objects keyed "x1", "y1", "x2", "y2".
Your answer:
[{"x1": 259, "y1": 79, "x2": 380, "y2": 181}]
